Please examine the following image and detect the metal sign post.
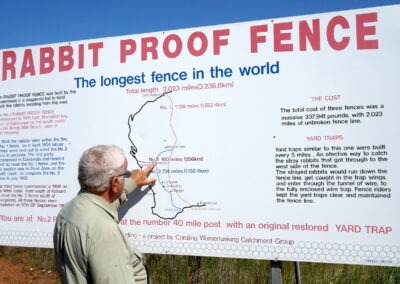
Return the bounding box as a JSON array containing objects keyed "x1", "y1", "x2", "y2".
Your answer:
[
  {"x1": 271, "y1": 260, "x2": 283, "y2": 284},
  {"x1": 271, "y1": 261, "x2": 302, "y2": 284}
]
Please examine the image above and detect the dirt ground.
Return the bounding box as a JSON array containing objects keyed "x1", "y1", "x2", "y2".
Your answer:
[{"x1": 0, "y1": 247, "x2": 59, "y2": 284}]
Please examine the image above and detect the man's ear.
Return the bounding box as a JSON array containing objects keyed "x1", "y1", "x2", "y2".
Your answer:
[{"x1": 109, "y1": 177, "x2": 121, "y2": 193}]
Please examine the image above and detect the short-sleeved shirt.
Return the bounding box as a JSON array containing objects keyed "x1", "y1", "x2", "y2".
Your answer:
[{"x1": 53, "y1": 178, "x2": 147, "y2": 283}]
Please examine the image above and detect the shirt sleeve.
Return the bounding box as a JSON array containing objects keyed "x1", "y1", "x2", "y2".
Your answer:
[
  {"x1": 111, "y1": 178, "x2": 139, "y2": 210},
  {"x1": 123, "y1": 178, "x2": 140, "y2": 196}
]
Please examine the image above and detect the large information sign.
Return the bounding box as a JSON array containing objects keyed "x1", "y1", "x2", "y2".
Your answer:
[{"x1": 1, "y1": 5, "x2": 399, "y2": 266}]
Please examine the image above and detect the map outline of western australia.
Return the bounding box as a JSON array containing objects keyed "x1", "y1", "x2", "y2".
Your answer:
[{"x1": 127, "y1": 91, "x2": 206, "y2": 220}]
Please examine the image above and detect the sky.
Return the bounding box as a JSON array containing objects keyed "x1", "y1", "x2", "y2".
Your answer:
[{"x1": 0, "y1": 0, "x2": 398, "y2": 50}]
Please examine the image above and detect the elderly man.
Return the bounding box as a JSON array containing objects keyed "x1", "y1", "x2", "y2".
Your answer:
[{"x1": 53, "y1": 144, "x2": 156, "y2": 283}]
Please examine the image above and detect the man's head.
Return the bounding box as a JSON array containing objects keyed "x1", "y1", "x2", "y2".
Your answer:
[{"x1": 78, "y1": 145, "x2": 128, "y2": 193}]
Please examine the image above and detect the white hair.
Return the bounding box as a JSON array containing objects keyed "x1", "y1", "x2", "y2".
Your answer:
[{"x1": 78, "y1": 145, "x2": 126, "y2": 192}]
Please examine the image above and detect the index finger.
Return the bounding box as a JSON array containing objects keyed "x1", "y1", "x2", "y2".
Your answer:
[{"x1": 142, "y1": 162, "x2": 157, "y2": 175}]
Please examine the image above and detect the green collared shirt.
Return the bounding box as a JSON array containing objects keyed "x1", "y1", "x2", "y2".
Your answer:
[{"x1": 53, "y1": 178, "x2": 147, "y2": 283}]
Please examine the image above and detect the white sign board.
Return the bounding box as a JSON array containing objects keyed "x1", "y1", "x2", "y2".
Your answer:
[{"x1": 0, "y1": 5, "x2": 399, "y2": 266}]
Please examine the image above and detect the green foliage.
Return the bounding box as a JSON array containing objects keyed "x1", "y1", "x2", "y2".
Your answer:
[
  {"x1": 147, "y1": 254, "x2": 269, "y2": 283},
  {"x1": 1, "y1": 246, "x2": 399, "y2": 283},
  {"x1": 145, "y1": 254, "x2": 400, "y2": 284}
]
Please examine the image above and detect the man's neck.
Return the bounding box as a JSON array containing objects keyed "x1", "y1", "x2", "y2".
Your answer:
[{"x1": 82, "y1": 187, "x2": 112, "y2": 203}]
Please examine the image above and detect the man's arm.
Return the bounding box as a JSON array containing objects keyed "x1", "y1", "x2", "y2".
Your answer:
[
  {"x1": 111, "y1": 162, "x2": 156, "y2": 210},
  {"x1": 111, "y1": 178, "x2": 138, "y2": 210}
]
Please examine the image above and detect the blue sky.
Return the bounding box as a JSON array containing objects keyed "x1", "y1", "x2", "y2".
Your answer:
[{"x1": 0, "y1": 0, "x2": 398, "y2": 49}]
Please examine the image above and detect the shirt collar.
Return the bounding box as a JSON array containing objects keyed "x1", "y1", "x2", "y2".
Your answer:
[{"x1": 77, "y1": 189, "x2": 119, "y2": 222}]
